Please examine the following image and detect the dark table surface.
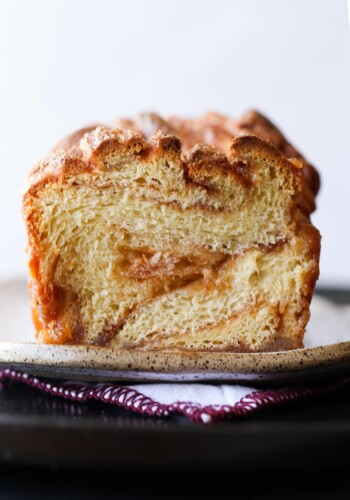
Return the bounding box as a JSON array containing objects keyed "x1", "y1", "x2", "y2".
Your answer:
[{"x1": 1, "y1": 287, "x2": 350, "y2": 499}]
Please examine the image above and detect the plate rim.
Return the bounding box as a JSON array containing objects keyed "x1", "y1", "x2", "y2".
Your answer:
[{"x1": 1, "y1": 340, "x2": 350, "y2": 378}]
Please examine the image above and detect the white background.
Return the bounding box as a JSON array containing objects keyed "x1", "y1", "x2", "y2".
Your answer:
[{"x1": 0, "y1": 0, "x2": 349, "y2": 286}]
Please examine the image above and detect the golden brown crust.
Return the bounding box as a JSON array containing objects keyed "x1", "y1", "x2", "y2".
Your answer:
[
  {"x1": 237, "y1": 110, "x2": 320, "y2": 215},
  {"x1": 25, "y1": 110, "x2": 318, "y2": 218},
  {"x1": 238, "y1": 111, "x2": 320, "y2": 194}
]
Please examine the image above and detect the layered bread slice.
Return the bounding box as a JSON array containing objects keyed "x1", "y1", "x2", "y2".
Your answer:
[{"x1": 22, "y1": 110, "x2": 320, "y2": 351}]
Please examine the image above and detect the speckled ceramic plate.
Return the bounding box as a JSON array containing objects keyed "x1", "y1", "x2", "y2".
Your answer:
[{"x1": 0, "y1": 279, "x2": 350, "y2": 383}]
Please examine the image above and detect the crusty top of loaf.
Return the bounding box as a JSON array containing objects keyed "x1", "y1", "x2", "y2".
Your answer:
[{"x1": 25, "y1": 110, "x2": 319, "y2": 216}]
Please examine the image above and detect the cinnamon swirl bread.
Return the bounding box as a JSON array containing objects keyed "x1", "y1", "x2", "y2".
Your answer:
[{"x1": 22, "y1": 111, "x2": 320, "y2": 351}]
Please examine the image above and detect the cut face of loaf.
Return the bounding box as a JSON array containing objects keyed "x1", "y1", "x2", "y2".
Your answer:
[{"x1": 23, "y1": 111, "x2": 320, "y2": 351}]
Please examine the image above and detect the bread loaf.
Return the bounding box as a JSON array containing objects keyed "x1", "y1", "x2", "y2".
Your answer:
[{"x1": 22, "y1": 110, "x2": 320, "y2": 351}]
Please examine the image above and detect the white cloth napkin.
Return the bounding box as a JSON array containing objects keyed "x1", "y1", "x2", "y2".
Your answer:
[{"x1": 1, "y1": 366, "x2": 349, "y2": 424}]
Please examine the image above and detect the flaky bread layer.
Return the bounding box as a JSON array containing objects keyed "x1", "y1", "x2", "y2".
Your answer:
[{"x1": 114, "y1": 217, "x2": 319, "y2": 351}]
